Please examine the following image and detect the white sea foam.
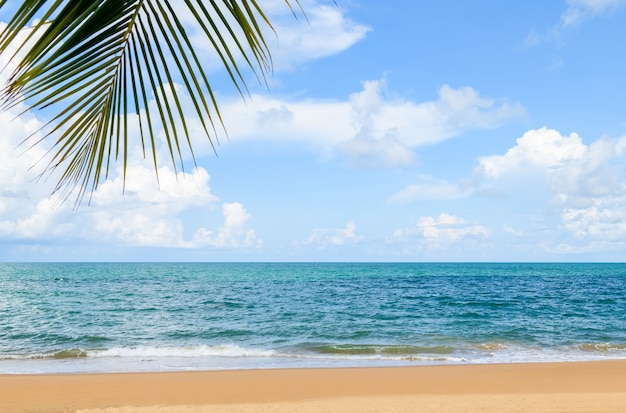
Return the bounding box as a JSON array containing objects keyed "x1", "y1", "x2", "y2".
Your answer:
[
  {"x1": 89, "y1": 344, "x2": 277, "y2": 359},
  {"x1": 2, "y1": 342, "x2": 626, "y2": 374}
]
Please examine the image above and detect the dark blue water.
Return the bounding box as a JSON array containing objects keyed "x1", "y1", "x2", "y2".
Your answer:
[{"x1": 1, "y1": 262, "x2": 625, "y2": 373}]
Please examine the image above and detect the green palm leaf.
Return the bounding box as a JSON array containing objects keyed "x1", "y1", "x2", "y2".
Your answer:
[{"x1": 0, "y1": 0, "x2": 301, "y2": 205}]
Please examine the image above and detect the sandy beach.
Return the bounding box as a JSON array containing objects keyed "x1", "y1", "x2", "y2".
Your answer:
[{"x1": 2, "y1": 360, "x2": 626, "y2": 413}]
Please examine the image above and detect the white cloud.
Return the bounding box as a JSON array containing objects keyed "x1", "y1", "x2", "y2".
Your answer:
[
  {"x1": 90, "y1": 164, "x2": 217, "y2": 208},
  {"x1": 388, "y1": 176, "x2": 471, "y2": 204},
  {"x1": 560, "y1": 203, "x2": 626, "y2": 240},
  {"x1": 474, "y1": 127, "x2": 626, "y2": 254},
  {"x1": 0, "y1": 197, "x2": 67, "y2": 239},
  {"x1": 338, "y1": 79, "x2": 415, "y2": 168},
  {"x1": 91, "y1": 209, "x2": 185, "y2": 247},
  {"x1": 265, "y1": 1, "x2": 370, "y2": 71},
  {"x1": 0, "y1": 97, "x2": 259, "y2": 250},
  {"x1": 85, "y1": 164, "x2": 220, "y2": 248},
  {"x1": 503, "y1": 224, "x2": 525, "y2": 238},
  {"x1": 549, "y1": 136, "x2": 626, "y2": 252},
  {"x1": 220, "y1": 80, "x2": 525, "y2": 167},
  {"x1": 476, "y1": 127, "x2": 587, "y2": 178},
  {"x1": 388, "y1": 213, "x2": 490, "y2": 251},
  {"x1": 193, "y1": 202, "x2": 261, "y2": 249},
  {"x1": 176, "y1": 0, "x2": 369, "y2": 73},
  {"x1": 339, "y1": 130, "x2": 416, "y2": 168},
  {"x1": 219, "y1": 93, "x2": 352, "y2": 147},
  {"x1": 546, "y1": 239, "x2": 626, "y2": 255},
  {"x1": 73, "y1": 164, "x2": 260, "y2": 250},
  {"x1": 0, "y1": 151, "x2": 261, "y2": 249},
  {"x1": 475, "y1": 128, "x2": 626, "y2": 203},
  {"x1": 298, "y1": 221, "x2": 363, "y2": 248},
  {"x1": 0, "y1": 24, "x2": 259, "y2": 252},
  {"x1": 561, "y1": 0, "x2": 626, "y2": 27},
  {"x1": 353, "y1": 82, "x2": 525, "y2": 148},
  {"x1": 549, "y1": 136, "x2": 626, "y2": 196},
  {"x1": 525, "y1": 0, "x2": 626, "y2": 48},
  {"x1": 388, "y1": 128, "x2": 626, "y2": 257},
  {"x1": 0, "y1": 30, "x2": 66, "y2": 241}
]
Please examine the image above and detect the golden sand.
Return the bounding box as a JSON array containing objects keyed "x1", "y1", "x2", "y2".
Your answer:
[{"x1": 2, "y1": 360, "x2": 626, "y2": 413}]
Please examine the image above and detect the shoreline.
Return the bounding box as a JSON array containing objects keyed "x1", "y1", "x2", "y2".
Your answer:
[{"x1": 2, "y1": 360, "x2": 626, "y2": 413}]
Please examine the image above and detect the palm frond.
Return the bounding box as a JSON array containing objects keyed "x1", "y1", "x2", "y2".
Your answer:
[{"x1": 0, "y1": 0, "x2": 300, "y2": 206}]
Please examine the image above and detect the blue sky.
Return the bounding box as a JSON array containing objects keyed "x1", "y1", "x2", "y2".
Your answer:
[{"x1": 1, "y1": 0, "x2": 626, "y2": 262}]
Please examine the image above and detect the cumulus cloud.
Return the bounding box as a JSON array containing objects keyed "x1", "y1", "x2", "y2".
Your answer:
[
  {"x1": 344, "y1": 81, "x2": 525, "y2": 153},
  {"x1": 476, "y1": 127, "x2": 587, "y2": 178},
  {"x1": 298, "y1": 221, "x2": 363, "y2": 248},
  {"x1": 0, "y1": 26, "x2": 66, "y2": 241},
  {"x1": 389, "y1": 127, "x2": 626, "y2": 257},
  {"x1": 86, "y1": 164, "x2": 220, "y2": 248},
  {"x1": 339, "y1": 80, "x2": 415, "y2": 168},
  {"x1": 0, "y1": 100, "x2": 223, "y2": 249},
  {"x1": 193, "y1": 202, "x2": 261, "y2": 249},
  {"x1": 91, "y1": 164, "x2": 217, "y2": 207},
  {"x1": 0, "y1": 150, "x2": 260, "y2": 250},
  {"x1": 549, "y1": 136, "x2": 626, "y2": 252},
  {"x1": 560, "y1": 203, "x2": 626, "y2": 240},
  {"x1": 0, "y1": 197, "x2": 67, "y2": 240},
  {"x1": 0, "y1": 4, "x2": 366, "y2": 256},
  {"x1": 388, "y1": 213, "x2": 490, "y2": 251},
  {"x1": 0, "y1": 20, "x2": 260, "y2": 253},
  {"x1": 474, "y1": 127, "x2": 626, "y2": 254},
  {"x1": 0, "y1": 82, "x2": 258, "y2": 251},
  {"x1": 220, "y1": 80, "x2": 525, "y2": 168},
  {"x1": 475, "y1": 128, "x2": 626, "y2": 201}
]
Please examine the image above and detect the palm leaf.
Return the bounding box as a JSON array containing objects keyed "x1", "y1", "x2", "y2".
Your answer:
[{"x1": 0, "y1": 0, "x2": 300, "y2": 205}]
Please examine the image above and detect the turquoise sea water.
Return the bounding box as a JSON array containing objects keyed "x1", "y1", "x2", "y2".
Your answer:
[{"x1": 1, "y1": 262, "x2": 626, "y2": 373}]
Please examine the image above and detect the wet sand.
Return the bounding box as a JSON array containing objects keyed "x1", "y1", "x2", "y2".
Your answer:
[{"x1": 2, "y1": 360, "x2": 626, "y2": 413}]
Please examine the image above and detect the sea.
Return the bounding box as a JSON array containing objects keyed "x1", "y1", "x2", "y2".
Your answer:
[{"x1": 1, "y1": 262, "x2": 626, "y2": 374}]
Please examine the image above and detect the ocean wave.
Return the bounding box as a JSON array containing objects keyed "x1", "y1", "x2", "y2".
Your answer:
[
  {"x1": 0, "y1": 344, "x2": 461, "y2": 364},
  {"x1": 303, "y1": 343, "x2": 455, "y2": 356},
  {"x1": 476, "y1": 342, "x2": 510, "y2": 351},
  {"x1": 5, "y1": 341, "x2": 626, "y2": 363},
  {"x1": 91, "y1": 344, "x2": 277, "y2": 358},
  {"x1": 0, "y1": 348, "x2": 88, "y2": 360},
  {"x1": 4, "y1": 341, "x2": 626, "y2": 374},
  {"x1": 578, "y1": 343, "x2": 626, "y2": 352},
  {"x1": 0, "y1": 344, "x2": 277, "y2": 361}
]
